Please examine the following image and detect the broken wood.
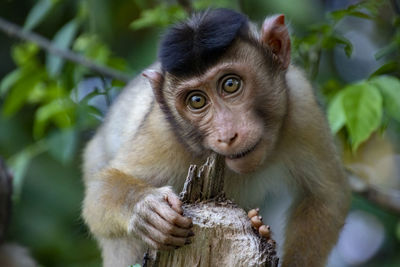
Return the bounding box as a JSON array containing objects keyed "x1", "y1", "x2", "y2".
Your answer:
[{"x1": 146, "y1": 153, "x2": 279, "y2": 267}]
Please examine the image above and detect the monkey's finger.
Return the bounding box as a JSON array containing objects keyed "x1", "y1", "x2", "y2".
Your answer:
[
  {"x1": 139, "y1": 231, "x2": 176, "y2": 251},
  {"x1": 248, "y1": 208, "x2": 259, "y2": 219},
  {"x1": 142, "y1": 222, "x2": 190, "y2": 248},
  {"x1": 166, "y1": 193, "x2": 183, "y2": 214},
  {"x1": 146, "y1": 210, "x2": 194, "y2": 238},
  {"x1": 259, "y1": 225, "x2": 271, "y2": 238},
  {"x1": 251, "y1": 216, "x2": 263, "y2": 229},
  {"x1": 153, "y1": 202, "x2": 192, "y2": 229}
]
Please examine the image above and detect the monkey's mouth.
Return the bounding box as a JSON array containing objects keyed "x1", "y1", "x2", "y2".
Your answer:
[{"x1": 226, "y1": 139, "x2": 261, "y2": 160}]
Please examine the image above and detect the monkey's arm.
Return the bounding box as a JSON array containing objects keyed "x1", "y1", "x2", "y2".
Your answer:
[
  {"x1": 281, "y1": 162, "x2": 349, "y2": 267},
  {"x1": 280, "y1": 68, "x2": 350, "y2": 266},
  {"x1": 82, "y1": 94, "x2": 194, "y2": 249},
  {"x1": 82, "y1": 167, "x2": 192, "y2": 249}
]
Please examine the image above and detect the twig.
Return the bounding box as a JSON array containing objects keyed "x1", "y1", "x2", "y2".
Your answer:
[
  {"x1": 0, "y1": 17, "x2": 131, "y2": 83},
  {"x1": 348, "y1": 173, "x2": 400, "y2": 214},
  {"x1": 176, "y1": 0, "x2": 193, "y2": 15}
]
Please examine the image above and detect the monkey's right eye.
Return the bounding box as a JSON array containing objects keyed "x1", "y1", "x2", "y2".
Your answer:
[{"x1": 186, "y1": 92, "x2": 207, "y2": 110}]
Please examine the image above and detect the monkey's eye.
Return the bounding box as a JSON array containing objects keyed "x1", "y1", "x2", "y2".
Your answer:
[
  {"x1": 222, "y1": 76, "x2": 241, "y2": 94},
  {"x1": 187, "y1": 91, "x2": 207, "y2": 110}
]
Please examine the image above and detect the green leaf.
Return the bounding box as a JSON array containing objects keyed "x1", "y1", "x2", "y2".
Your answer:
[
  {"x1": 2, "y1": 68, "x2": 45, "y2": 116},
  {"x1": 23, "y1": 0, "x2": 55, "y2": 31},
  {"x1": 347, "y1": 11, "x2": 373, "y2": 20},
  {"x1": 7, "y1": 141, "x2": 48, "y2": 200},
  {"x1": 359, "y1": 0, "x2": 383, "y2": 17},
  {"x1": 12, "y1": 43, "x2": 40, "y2": 67},
  {"x1": 0, "y1": 69, "x2": 23, "y2": 96},
  {"x1": 111, "y1": 79, "x2": 126, "y2": 88},
  {"x1": 370, "y1": 61, "x2": 398, "y2": 77},
  {"x1": 73, "y1": 34, "x2": 111, "y2": 64},
  {"x1": 107, "y1": 57, "x2": 127, "y2": 72},
  {"x1": 370, "y1": 76, "x2": 400, "y2": 122},
  {"x1": 329, "y1": 9, "x2": 350, "y2": 21},
  {"x1": 341, "y1": 82, "x2": 383, "y2": 151},
  {"x1": 329, "y1": 3, "x2": 374, "y2": 22},
  {"x1": 46, "y1": 20, "x2": 80, "y2": 77},
  {"x1": 194, "y1": 0, "x2": 233, "y2": 9},
  {"x1": 47, "y1": 128, "x2": 77, "y2": 164},
  {"x1": 34, "y1": 98, "x2": 75, "y2": 139},
  {"x1": 374, "y1": 41, "x2": 399, "y2": 60},
  {"x1": 130, "y1": 4, "x2": 186, "y2": 30},
  {"x1": 330, "y1": 35, "x2": 353, "y2": 57},
  {"x1": 327, "y1": 92, "x2": 346, "y2": 134}
]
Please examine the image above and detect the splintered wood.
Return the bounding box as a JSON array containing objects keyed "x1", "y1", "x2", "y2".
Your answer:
[
  {"x1": 179, "y1": 153, "x2": 225, "y2": 202},
  {"x1": 147, "y1": 153, "x2": 279, "y2": 267}
]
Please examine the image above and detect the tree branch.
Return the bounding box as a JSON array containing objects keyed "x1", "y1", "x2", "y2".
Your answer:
[
  {"x1": 348, "y1": 173, "x2": 400, "y2": 214},
  {"x1": 0, "y1": 16, "x2": 131, "y2": 83}
]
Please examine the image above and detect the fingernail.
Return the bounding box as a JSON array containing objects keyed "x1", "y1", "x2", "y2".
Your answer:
[
  {"x1": 185, "y1": 238, "x2": 192, "y2": 245},
  {"x1": 188, "y1": 230, "x2": 195, "y2": 237}
]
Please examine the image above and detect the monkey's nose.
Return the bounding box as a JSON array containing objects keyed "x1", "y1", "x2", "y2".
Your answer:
[{"x1": 217, "y1": 133, "x2": 238, "y2": 146}]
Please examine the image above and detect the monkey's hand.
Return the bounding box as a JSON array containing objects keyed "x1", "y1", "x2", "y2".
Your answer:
[{"x1": 128, "y1": 186, "x2": 194, "y2": 250}]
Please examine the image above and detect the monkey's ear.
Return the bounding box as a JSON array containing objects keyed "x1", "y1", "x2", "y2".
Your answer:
[
  {"x1": 261, "y1": 15, "x2": 291, "y2": 69},
  {"x1": 142, "y1": 69, "x2": 165, "y2": 102},
  {"x1": 142, "y1": 69, "x2": 164, "y2": 90}
]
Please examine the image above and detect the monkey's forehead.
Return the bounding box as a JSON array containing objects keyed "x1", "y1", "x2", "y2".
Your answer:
[{"x1": 159, "y1": 8, "x2": 249, "y2": 78}]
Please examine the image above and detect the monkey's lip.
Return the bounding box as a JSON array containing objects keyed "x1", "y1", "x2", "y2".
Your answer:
[{"x1": 226, "y1": 139, "x2": 261, "y2": 160}]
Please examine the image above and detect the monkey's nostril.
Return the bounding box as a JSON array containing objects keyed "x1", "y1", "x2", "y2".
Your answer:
[
  {"x1": 230, "y1": 133, "x2": 238, "y2": 143},
  {"x1": 218, "y1": 133, "x2": 238, "y2": 145}
]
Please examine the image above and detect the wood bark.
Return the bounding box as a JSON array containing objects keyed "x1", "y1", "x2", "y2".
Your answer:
[{"x1": 145, "y1": 153, "x2": 279, "y2": 267}]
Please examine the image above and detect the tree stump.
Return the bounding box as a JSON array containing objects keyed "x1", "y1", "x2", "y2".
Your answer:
[{"x1": 146, "y1": 153, "x2": 279, "y2": 267}]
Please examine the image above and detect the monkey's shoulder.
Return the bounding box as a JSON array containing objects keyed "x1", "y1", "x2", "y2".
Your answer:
[
  {"x1": 82, "y1": 73, "x2": 157, "y2": 176},
  {"x1": 284, "y1": 66, "x2": 331, "y2": 136},
  {"x1": 105, "y1": 87, "x2": 194, "y2": 186},
  {"x1": 95, "y1": 72, "x2": 155, "y2": 154},
  {"x1": 110, "y1": 109, "x2": 195, "y2": 188}
]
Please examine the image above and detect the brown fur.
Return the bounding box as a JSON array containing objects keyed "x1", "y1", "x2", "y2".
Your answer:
[{"x1": 82, "y1": 14, "x2": 350, "y2": 267}]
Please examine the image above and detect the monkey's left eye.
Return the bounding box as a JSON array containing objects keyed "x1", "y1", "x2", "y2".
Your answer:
[
  {"x1": 186, "y1": 92, "x2": 207, "y2": 110},
  {"x1": 222, "y1": 76, "x2": 241, "y2": 94}
]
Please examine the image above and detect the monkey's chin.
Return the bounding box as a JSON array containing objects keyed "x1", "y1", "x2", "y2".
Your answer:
[{"x1": 225, "y1": 141, "x2": 266, "y2": 174}]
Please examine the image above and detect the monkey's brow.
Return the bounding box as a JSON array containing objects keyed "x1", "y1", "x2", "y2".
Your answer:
[{"x1": 176, "y1": 62, "x2": 239, "y2": 89}]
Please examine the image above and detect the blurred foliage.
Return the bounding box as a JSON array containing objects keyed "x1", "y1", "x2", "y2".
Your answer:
[
  {"x1": 0, "y1": 0, "x2": 399, "y2": 266},
  {"x1": 292, "y1": 0, "x2": 400, "y2": 151}
]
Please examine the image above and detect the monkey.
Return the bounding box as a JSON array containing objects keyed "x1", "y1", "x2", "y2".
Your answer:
[{"x1": 82, "y1": 8, "x2": 350, "y2": 267}]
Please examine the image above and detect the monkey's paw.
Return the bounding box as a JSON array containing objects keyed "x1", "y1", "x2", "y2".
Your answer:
[{"x1": 128, "y1": 186, "x2": 194, "y2": 250}]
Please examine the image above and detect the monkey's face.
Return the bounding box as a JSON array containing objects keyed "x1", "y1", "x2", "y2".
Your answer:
[
  {"x1": 170, "y1": 53, "x2": 287, "y2": 174},
  {"x1": 146, "y1": 15, "x2": 291, "y2": 174}
]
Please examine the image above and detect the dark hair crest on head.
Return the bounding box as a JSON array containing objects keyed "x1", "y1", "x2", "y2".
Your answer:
[{"x1": 159, "y1": 8, "x2": 249, "y2": 77}]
